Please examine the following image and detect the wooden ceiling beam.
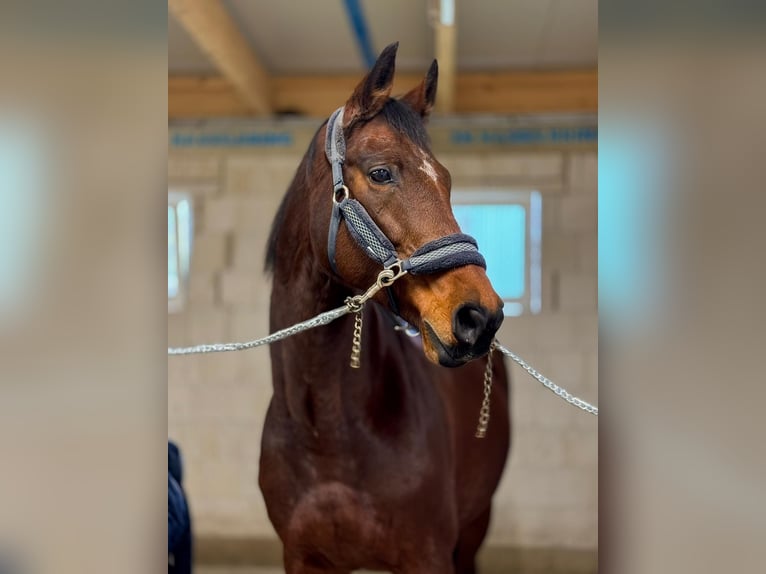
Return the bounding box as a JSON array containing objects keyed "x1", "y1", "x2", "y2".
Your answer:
[
  {"x1": 168, "y1": 70, "x2": 598, "y2": 119},
  {"x1": 433, "y1": 0, "x2": 457, "y2": 114},
  {"x1": 169, "y1": 0, "x2": 272, "y2": 115}
]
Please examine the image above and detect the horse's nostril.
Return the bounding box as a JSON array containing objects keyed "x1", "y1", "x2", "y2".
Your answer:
[{"x1": 453, "y1": 304, "x2": 489, "y2": 346}]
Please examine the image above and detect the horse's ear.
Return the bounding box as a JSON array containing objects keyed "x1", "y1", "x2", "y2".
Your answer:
[
  {"x1": 401, "y1": 59, "x2": 439, "y2": 119},
  {"x1": 343, "y1": 42, "x2": 399, "y2": 126}
]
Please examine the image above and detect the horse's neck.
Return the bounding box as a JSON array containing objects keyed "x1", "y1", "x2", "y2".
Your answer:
[{"x1": 269, "y1": 249, "x2": 379, "y2": 439}]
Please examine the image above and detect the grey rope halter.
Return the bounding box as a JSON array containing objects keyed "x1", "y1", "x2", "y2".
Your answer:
[{"x1": 325, "y1": 106, "x2": 487, "y2": 279}]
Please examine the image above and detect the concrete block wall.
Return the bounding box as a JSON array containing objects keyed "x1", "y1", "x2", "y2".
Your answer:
[
  {"x1": 440, "y1": 151, "x2": 598, "y2": 548},
  {"x1": 168, "y1": 147, "x2": 598, "y2": 550}
]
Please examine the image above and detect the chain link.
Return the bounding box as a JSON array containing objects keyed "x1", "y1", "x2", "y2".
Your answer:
[
  {"x1": 167, "y1": 305, "x2": 350, "y2": 356},
  {"x1": 494, "y1": 342, "x2": 598, "y2": 416},
  {"x1": 474, "y1": 343, "x2": 496, "y2": 438},
  {"x1": 349, "y1": 309, "x2": 363, "y2": 368}
]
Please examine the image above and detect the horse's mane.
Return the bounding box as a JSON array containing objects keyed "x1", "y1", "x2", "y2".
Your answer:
[{"x1": 264, "y1": 98, "x2": 429, "y2": 274}]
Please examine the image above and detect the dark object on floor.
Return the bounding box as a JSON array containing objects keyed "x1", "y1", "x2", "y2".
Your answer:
[{"x1": 169, "y1": 441, "x2": 192, "y2": 574}]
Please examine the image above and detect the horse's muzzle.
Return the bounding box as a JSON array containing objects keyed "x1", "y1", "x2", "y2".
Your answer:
[{"x1": 424, "y1": 304, "x2": 504, "y2": 367}]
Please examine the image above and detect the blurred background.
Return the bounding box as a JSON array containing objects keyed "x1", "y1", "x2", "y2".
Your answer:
[{"x1": 167, "y1": 1, "x2": 597, "y2": 573}]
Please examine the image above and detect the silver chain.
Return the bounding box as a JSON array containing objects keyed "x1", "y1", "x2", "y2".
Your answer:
[
  {"x1": 168, "y1": 263, "x2": 404, "y2": 357},
  {"x1": 494, "y1": 342, "x2": 598, "y2": 416},
  {"x1": 474, "y1": 343, "x2": 496, "y2": 438},
  {"x1": 167, "y1": 280, "x2": 598, "y2": 417},
  {"x1": 167, "y1": 305, "x2": 350, "y2": 356},
  {"x1": 349, "y1": 309, "x2": 363, "y2": 368}
]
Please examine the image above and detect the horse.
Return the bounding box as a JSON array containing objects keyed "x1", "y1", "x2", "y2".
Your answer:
[{"x1": 260, "y1": 42, "x2": 511, "y2": 574}]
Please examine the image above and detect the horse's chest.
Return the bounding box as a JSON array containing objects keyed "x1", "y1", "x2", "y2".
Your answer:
[{"x1": 285, "y1": 481, "x2": 397, "y2": 565}]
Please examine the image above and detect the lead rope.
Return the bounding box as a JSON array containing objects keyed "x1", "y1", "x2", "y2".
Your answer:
[{"x1": 168, "y1": 272, "x2": 599, "y2": 422}]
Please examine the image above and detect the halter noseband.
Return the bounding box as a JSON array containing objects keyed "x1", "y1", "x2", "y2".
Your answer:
[{"x1": 324, "y1": 106, "x2": 487, "y2": 285}]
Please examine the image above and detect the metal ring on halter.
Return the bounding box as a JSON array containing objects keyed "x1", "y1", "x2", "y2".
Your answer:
[
  {"x1": 333, "y1": 185, "x2": 349, "y2": 204},
  {"x1": 345, "y1": 296, "x2": 363, "y2": 313},
  {"x1": 378, "y1": 260, "x2": 407, "y2": 287}
]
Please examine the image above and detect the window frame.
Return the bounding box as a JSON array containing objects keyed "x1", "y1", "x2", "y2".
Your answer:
[
  {"x1": 451, "y1": 189, "x2": 542, "y2": 316},
  {"x1": 168, "y1": 190, "x2": 194, "y2": 314}
]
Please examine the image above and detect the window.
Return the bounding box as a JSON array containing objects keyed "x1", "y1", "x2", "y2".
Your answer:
[
  {"x1": 168, "y1": 191, "x2": 193, "y2": 312},
  {"x1": 452, "y1": 190, "x2": 541, "y2": 316},
  {"x1": 0, "y1": 117, "x2": 47, "y2": 327}
]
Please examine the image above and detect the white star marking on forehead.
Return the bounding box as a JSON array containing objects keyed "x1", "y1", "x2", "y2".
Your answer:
[{"x1": 416, "y1": 149, "x2": 439, "y2": 183}]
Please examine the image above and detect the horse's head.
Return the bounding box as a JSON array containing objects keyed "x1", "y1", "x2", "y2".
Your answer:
[{"x1": 309, "y1": 43, "x2": 504, "y2": 367}]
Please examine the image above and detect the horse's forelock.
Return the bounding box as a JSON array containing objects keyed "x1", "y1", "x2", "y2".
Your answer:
[
  {"x1": 345, "y1": 98, "x2": 431, "y2": 151},
  {"x1": 380, "y1": 98, "x2": 431, "y2": 150}
]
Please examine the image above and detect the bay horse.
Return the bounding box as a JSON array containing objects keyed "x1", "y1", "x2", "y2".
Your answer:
[{"x1": 261, "y1": 43, "x2": 511, "y2": 574}]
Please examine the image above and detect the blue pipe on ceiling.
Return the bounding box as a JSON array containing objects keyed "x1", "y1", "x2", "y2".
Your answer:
[{"x1": 342, "y1": 0, "x2": 376, "y2": 69}]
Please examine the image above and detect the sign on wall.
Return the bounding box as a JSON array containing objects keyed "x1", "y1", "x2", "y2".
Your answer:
[{"x1": 169, "y1": 116, "x2": 597, "y2": 153}]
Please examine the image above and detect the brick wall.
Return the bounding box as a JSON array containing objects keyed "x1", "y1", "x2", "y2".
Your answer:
[{"x1": 168, "y1": 146, "x2": 598, "y2": 549}]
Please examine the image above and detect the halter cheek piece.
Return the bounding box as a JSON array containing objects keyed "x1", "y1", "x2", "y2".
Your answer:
[{"x1": 324, "y1": 106, "x2": 487, "y2": 328}]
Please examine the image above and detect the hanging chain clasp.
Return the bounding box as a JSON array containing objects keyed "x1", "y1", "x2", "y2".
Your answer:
[
  {"x1": 475, "y1": 341, "x2": 497, "y2": 438},
  {"x1": 349, "y1": 311, "x2": 364, "y2": 368},
  {"x1": 345, "y1": 261, "x2": 408, "y2": 368}
]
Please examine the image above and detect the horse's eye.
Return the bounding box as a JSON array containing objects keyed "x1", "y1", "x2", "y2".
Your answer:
[{"x1": 369, "y1": 168, "x2": 392, "y2": 184}]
